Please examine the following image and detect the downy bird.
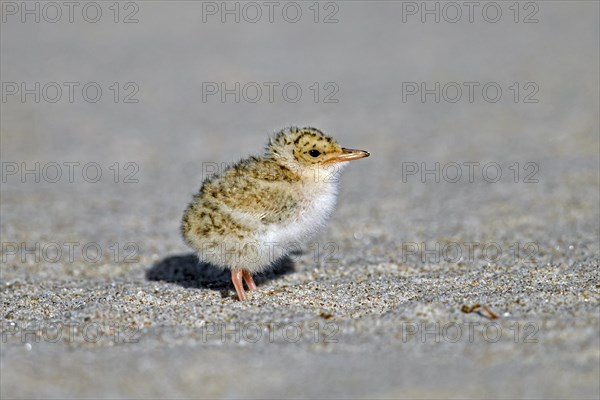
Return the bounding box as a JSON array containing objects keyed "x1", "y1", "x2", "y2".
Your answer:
[{"x1": 181, "y1": 127, "x2": 369, "y2": 300}]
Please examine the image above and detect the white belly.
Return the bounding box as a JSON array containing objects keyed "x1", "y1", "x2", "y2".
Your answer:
[{"x1": 259, "y1": 183, "x2": 338, "y2": 256}]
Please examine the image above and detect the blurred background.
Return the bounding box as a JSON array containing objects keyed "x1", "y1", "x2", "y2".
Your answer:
[{"x1": 1, "y1": 1, "x2": 598, "y2": 398}]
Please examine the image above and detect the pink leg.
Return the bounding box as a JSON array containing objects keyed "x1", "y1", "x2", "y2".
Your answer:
[
  {"x1": 242, "y1": 270, "x2": 257, "y2": 291},
  {"x1": 231, "y1": 270, "x2": 246, "y2": 301}
]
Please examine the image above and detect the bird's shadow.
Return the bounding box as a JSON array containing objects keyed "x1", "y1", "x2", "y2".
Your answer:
[{"x1": 146, "y1": 252, "x2": 297, "y2": 297}]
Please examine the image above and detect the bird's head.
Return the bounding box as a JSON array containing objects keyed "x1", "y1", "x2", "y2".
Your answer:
[{"x1": 266, "y1": 127, "x2": 369, "y2": 180}]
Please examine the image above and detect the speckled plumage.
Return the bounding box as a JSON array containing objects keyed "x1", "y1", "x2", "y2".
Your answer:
[{"x1": 181, "y1": 127, "x2": 369, "y2": 300}]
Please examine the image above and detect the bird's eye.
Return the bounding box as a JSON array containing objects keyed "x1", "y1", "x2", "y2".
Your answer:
[{"x1": 308, "y1": 149, "x2": 321, "y2": 157}]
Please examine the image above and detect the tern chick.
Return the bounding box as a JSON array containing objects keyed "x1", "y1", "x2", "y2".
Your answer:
[{"x1": 181, "y1": 127, "x2": 369, "y2": 300}]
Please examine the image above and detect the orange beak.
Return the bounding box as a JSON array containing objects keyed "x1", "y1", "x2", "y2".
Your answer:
[{"x1": 325, "y1": 148, "x2": 370, "y2": 164}]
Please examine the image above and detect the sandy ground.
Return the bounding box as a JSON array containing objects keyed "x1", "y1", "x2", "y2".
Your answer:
[{"x1": 1, "y1": 1, "x2": 599, "y2": 398}]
